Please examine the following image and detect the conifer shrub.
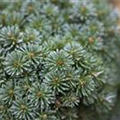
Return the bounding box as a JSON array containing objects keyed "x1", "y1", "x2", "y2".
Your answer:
[{"x1": 0, "y1": 0, "x2": 120, "y2": 120}]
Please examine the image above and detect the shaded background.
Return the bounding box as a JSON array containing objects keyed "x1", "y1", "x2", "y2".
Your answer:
[
  {"x1": 111, "y1": 0, "x2": 120, "y2": 13},
  {"x1": 109, "y1": 1, "x2": 120, "y2": 120}
]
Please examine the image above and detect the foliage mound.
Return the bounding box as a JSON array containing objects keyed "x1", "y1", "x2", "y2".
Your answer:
[{"x1": 0, "y1": 0, "x2": 120, "y2": 120}]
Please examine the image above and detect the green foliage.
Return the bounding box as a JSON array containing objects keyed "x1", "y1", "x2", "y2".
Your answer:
[
  {"x1": 0, "y1": 80, "x2": 19, "y2": 105},
  {"x1": 46, "y1": 50, "x2": 74, "y2": 72},
  {"x1": 0, "y1": 0, "x2": 120, "y2": 120},
  {"x1": 19, "y1": 44, "x2": 42, "y2": 65},
  {"x1": 10, "y1": 98, "x2": 37, "y2": 120},
  {"x1": 4, "y1": 51, "x2": 28, "y2": 76},
  {"x1": 45, "y1": 71, "x2": 69, "y2": 94},
  {"x1": 29, "y1": 83, "x2": 54, "y2": 109},
  {"x1": 0, "y1": 25, "x2": 22, "y2": 53}
]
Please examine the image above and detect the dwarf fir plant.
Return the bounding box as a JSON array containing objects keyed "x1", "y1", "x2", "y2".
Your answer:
[{"x1": 0, "y1": 0, "x2": 120, "y2": 120}]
